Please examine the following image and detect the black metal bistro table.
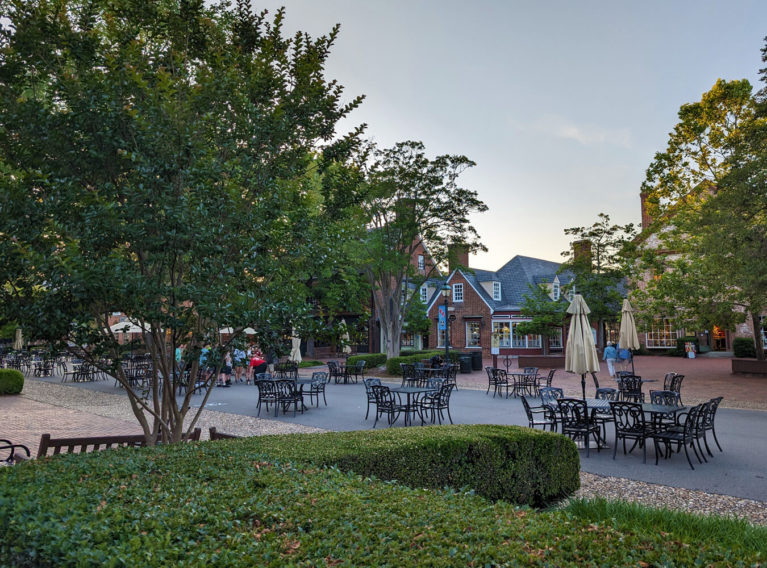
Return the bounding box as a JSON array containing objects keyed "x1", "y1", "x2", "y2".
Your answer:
[{"x1": 390, "y1": 386, "x2": 432, "y2": 426}]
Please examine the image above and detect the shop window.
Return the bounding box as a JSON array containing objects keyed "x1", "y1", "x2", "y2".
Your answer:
[{"x1": 466, "y1": 321, "x2": 481, "y2": 347}]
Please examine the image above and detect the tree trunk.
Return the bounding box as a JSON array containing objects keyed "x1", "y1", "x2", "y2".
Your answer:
[
  {"x1": 750, "y1": 312, "x2": 765, "y2": 361},
  {"x1": 542, "y1": 335, "x2": 549, "y2": 356}
]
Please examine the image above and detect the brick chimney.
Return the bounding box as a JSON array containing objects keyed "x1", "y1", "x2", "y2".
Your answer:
[
  {"x1": 572, "y1": 239, "x2": 592, "y2": 265},
  {"x1": 448, "y1": 244, "x2": 470, "y2": 273}
]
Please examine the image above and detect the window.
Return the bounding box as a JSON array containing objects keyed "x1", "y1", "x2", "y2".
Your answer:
[
  {"x1": 549, "y1": 329, "x2": 563, "y2": 349},
  {"x1": 420, "y1": 286, "x2": 428, "y2": 303},
  {"x1": 493, "y1": 281, "x2": 501, "y2": 301},
  {"x1": 453, "y1": 283, "x2": 464, "y2": 302},
  {"x1": 511, "y1": 321, "x2": 541, "y2": 349},
  {"x1": 492, "y1": 321, "x2": 511, "y2": 347},
  {"x1": 466, "y1": 321, "x2": 481, "y2": 347},
  {"x1": 400, "y1": 332, "x2": 414, "y2": 347},
  {"x1": 417, "y1": 254, "x2": 425, "y2": 270},
  {"x1": 567, "y1": 286, "x2": 575, "y2": 302},
  {"x1": 552, "y1": 282, "x2": 560, "y2": 301},
  {"x1": 437, "y1": 327, "x2": 450, "y2": 348},
  {"x1": 645, "y1": 318, "x2": 682, "y2": 348}
]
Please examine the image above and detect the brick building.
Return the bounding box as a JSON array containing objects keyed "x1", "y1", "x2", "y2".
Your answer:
[{"x1": 425, "y1": 248, "x2": 573, "y2": 357}]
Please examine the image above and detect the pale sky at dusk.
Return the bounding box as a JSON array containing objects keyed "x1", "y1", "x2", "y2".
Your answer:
[{"x1": 254, "y1": 0, "x2": 766, "y2": 269}]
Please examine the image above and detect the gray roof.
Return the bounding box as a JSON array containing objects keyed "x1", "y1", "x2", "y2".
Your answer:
[{"x1": 460, "y1": 255, "x2": 574, "y2": 312}]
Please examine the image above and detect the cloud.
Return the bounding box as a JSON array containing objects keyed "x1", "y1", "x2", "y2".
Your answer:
[{"x1": 521, "y1": 114, "x2": 632, "y2": 149}]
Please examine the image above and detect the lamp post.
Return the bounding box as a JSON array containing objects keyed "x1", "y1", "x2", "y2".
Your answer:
[{"x1": 442, "y1": 284, "x2": 451, "y2": 364}]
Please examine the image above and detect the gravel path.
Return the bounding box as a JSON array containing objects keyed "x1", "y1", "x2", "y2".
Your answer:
[{"x1": 18, "y1": 380, "x2": 767, "y2": 526}]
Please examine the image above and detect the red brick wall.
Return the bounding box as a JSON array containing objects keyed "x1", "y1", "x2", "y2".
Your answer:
[{"x1": 428, "y1": 272, "x2": 492, "y2": 356}]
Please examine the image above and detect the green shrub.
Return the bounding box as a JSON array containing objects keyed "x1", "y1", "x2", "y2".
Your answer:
[
  {"x1": 346, "y1": 353, "x2": 386, "y2": 369},
  {"x1": 240, "y1": 425, "x2": 580, "y2": 507},
  {"x1": 1, "y1": 437, "x2": 763, "y2": 566},
  {"x1": 298, "y1": 359, "x2": 324, "y2": 368},
  {"x1": 386, "y1": 350, "x2": 458, "y2": 375},
  {"x1": 733, "y1": 337, "x2": 756, "y2": 358},
  {"x1": 0, "y1": 369, "x2": 23, "y2": 394}
]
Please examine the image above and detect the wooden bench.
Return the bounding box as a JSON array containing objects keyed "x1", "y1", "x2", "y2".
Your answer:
[{"x1": 36, "y1": 428, "x2": 202, "y2": 458}]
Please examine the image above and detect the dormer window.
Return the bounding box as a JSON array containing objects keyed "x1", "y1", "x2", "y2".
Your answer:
[
  {"x1": 567, "y1": 286, "x2": 575, "y2": 302},
  {"x1": 492, "y1": 281, "x2": 501, "y2": 301},
  {"x1": 420, "y1": 285, "x2": 428, "y2": 303},
  {"x1": 552, "y1": 282, "x2": 560, "y2": 301}
]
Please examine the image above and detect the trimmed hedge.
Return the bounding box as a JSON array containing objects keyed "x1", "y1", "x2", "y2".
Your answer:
[
  {"x1": 386, "y1": 349, "x2": 458, "y2": 375},
  {"x1": 236, "y1": 425, "x2": 580, "y2": 507},
  {"x1": 346, "y1": 352, "x2": 386, "y2": 369},
  {"x1": 0, "y1": 369, "x2": 23, "y2": 395},
  {"x1": 1, "y1": 437, "x2": 763, "y2": 566},
  {"x1": 733, "y1": 337, "x2": 756, "y2": 358}
]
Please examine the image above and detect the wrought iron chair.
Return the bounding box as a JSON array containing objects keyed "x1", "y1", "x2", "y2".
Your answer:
[
  {"x1": 521, "y1": 395, "x2": 556, "y2": 431},
  {"x1": 556, "y1": 398, "x2": 602, "y2": 457},
  {"x1": 594, "y1": 387, "x2": 619, "y2": 441},
  {"x1": 700, "y1": 396, "x2": 724, "y2": 455},
  {"x1": 609, "y1": 401, "x2": 655, "y2": 464},
  {"x1": 419, "y1": 382, "x2": 455, "y2": 425},
  {"x1": 255, "y1": 379, "x2": 279, "y2": 416},
  {"x1": 652, "y1": 403, "x2": 706, "y2": 470},
  {"x1": 371, "y1": 385, "x2": 401, "y2": 428},
  {"x1": 362, "y1": 378, "x2": 382, "y2": 420},
  {"x1": 617, "y1": 374, "x2": 644, "y2": 402},
  {"x1": 542, "y1": 369, "x2": 556, "y2": 388},
  {"x1": 306, "y1": 371, "x2": 330, "y2": 407},
  {"x1": 274, "y1": 379, "x2": 303, "y2": 417},
  {"x1": 485, "y1": 366, "x2": 508, "y2": 398},
  {"x1": 1, "y1": 439, "x2": 30, "y2": 465}
]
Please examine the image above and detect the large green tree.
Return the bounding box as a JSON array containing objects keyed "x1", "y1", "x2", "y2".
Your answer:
[
  {"x1": 515, "y1": 284, "x2": 568, "y2": 355},
  {"x1": 359, "y1": 141, "x2": 487, "y2": 358},
  {"x1": 0, "y1": 0, "x2": 363, "y2": 442},
  {"x1": 630, "y1": 73, "x2": 767, "y2": 358},
  {"x1": 559, "y1": 213, "x2": 636, "y2": 348}
]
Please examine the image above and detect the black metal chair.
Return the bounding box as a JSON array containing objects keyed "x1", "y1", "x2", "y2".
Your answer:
[
  {"x1": 419, "y1": 382, "x2": 456, "y2": 425},
  {"x1": 255, "y1": 379, "x2": 279, "y2": 416},
  {"x1": 485, "y1": 366, "x2": 507, "y2": 398},
  {"x1": 556, "y1": 398, "x2": 602, "y2": 457},
  {"x1": 700, "y1": 396, "x2": 724, "y2": 455},
  {"x1": 327, "y1": 360, "x2": 344, "y2": 384},
  {"x1": 400, "y1": 363, "x2": 417, "y2": 387},
  {"x1": 306, "y1": 371, "x2": 330, "y2": 407},
  {"x1": 521, "y1": 395, "x2": 556, "y2": 431},
  {"x1": 255, "y1": 372, "x2": 273, "y2": 382},
  {"x1": 652, "y1": 403, "x2": 706, "y2": 470},
  {"x1": 542, "y1": 369, "x2": 556, "y2": 388},
  {"x1": 371, "y1": 385, "x2": 401, "y2": 428},
  {"x1": 594, "y1": 387, "x2": 619, "y2": 441},
  {"x1": 347, "y1": 360, "x2": 365, "y2": 384},
  {"x1": 668, "y1": 374, "x2": 685, "y2": 404},
  {"x1": 617, "y1": 375, "x2": 644, "y2": 402},
  {"x1": 649, "y1": 389, "x2": 682, "y2": 431},
  {"x1": 1, "y1": 439, "x2": 30, "y2": 465},
  {"x1": 362, "y1": 378, "x2": 381, "y2": 420},
  {"x1": 274, "y1": 379, "x2": 303, "y2": 417},
  {"x1": 609, "y1": 401, "x2": 654, "y2": 464},
  {"x1": 441, "y1": 363, "x2": 458, "y2": 389}
]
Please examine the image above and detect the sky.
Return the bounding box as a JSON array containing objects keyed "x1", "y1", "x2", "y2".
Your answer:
[{"x1": 253, "y1": 0, "x2": 766, "y2": 270}]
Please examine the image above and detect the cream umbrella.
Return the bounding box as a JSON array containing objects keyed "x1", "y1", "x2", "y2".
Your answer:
[
  {"x1": 565, "y1": 294, "x2": 601, "y2": 399},
  {"x1": 13, "y1": 327, "x2": 23, "y2": 350},
  {"x1": 340, "y1": 319, "x2": 352, "y2": 355},
  {"x1": 289, "y1": 328, "x2": 302, "y2": 363},
  {"x1": 619, "y1": 299, "x2": 640, "y2": 374}
]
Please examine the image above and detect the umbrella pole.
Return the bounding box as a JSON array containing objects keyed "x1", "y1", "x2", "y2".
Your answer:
[
  {"x1": 631, "y1": 353, "x2": 635, "y2": 375},
  {"x1": 581, "y1": 373, "x2": 586, "y2": 400}
]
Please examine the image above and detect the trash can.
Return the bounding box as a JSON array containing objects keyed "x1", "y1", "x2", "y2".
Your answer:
[
  {"x1": 458, "y1": 354, "x2": 472, "y2": 374},
  {"x1": 470, "y1": 351, "x2": 482, "y2": 371}
]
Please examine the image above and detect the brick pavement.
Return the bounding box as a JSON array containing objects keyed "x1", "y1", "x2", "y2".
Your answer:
[{"x1": 2, "y1": 395, "x2": 140, "y2": 458}]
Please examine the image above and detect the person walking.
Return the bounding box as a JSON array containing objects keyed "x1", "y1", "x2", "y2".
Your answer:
[{"x1": 603, "y1": 341, "x2": 618, "y2": 378}]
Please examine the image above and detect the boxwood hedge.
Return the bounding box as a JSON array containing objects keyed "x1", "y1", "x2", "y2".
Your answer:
[
  {"x1": 1, "y1": 438, "x2": 763, "y2": 567},
  {"x1": 0, "y1": 369, "x2": 24, "y2": 394},
  {"x1": 346, "y1": 353, "x2": 386, "y2": 369},
  {"x1": 386, "y1": 350, "x2": 458, "y2": 375}
]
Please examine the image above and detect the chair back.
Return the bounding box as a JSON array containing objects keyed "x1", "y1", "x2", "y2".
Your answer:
[
  {"x1": 609, "y1": 401, "x2": 646, "y2": 430},
  {"x1": 669, "y1": 374, "x2": 684, "y2": 394},
  {"x1": 544, "y1": 369, "x2": 556, "y2": 387},
  {"x1": 617, "y1": 375, "x2": 643, "y2": 401},
  {"x1": 437, "y1": 382, "x2": 455, "y2": 405},
  {"x1": 274, "y1": 379, "x2": 298, "y2": 398},
  {"x1": 663, "y1": 372, "x2": 677, "y2": 391},
  {"x1": 539, "y1": 387, "x2": 564, "y2": 406},
  {"x1": 426, "y1": 377, "x2": 444, "y2": 391},
  {"x1": 520, "y1": 396, "x2": 536, "y2": 421},
  {"x1": 255, "y1": 372, "x2": 273, "y2": 381},
  {"x1": 371, "y1": 384, "x2": 395, "y2": 407},
  {"x1": 595, "y1": 387, "x2": 619, "y2": 401},
  {"x1": 556, "y1": 398, "x2": 589, "y2": 425},
  {"x1": 702, "y1": 396, "x2": 723, "y2": 428},
  {"x1": 255, "y1": 379, "x2": 277, "y2": 398},
  {"x1": 649, "y1": 389, "x2": 681, "y2": 407},
  {"x1": 311, "y1": 371, "x2": 329, "y2": 384}
]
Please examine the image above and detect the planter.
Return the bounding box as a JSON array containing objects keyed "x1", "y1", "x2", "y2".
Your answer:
[
  {"x1": 731, "y1": 358, "x2": 767, "y2": 376},
  {"x1": 518, "y1": 355, "x2": 566, "y2": 369}
]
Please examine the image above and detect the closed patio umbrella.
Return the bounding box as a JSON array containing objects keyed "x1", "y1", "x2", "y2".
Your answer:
[
  {"x1": 618, "y1": 299, "x2": 640, "y2": 374},
  {"x1": 289, "y1": 328, "x2": 302, "y2": 363},
  {"x1": 109, "y1": 320, "x2": 150, "y2": 334},
  {"x1": 565, "y1": 294, "x2": 600, "y2": 399},
  {"x1": 340, "y1": 319, "x2": 352, "y2": 355}
]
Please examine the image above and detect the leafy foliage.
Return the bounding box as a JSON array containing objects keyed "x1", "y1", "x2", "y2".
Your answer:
[
  {"x1": 0, "y1": 369, "x2": 23, "y2": 394},
  {"x1": 515, "y1": 285, "x2": 568, "y2": 354},
  {"x1": 359, "y1": 141, "x2": 487, "y2": 358},
  {"x1": 559, "y1": 213, "x2": 636, "y2": 346},
  {"x1": 631, "y1": 64, "x2": 767, "y2": 358},
  {"x1": 1, "y1": 431, "x2": 764, "y2": 566},
  {"x1": 0, "y1": 0, "x2": 363, "y2": 440}
]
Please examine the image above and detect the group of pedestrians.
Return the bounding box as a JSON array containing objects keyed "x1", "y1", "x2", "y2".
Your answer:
[{"x1": 175, "y1": 344, "x2": 268, "y2": 387}]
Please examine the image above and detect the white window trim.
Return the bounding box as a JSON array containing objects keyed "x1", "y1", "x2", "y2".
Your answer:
[
  {"x1": 511, "y1": 320, "x2": 541, "y2": 349},
  {"x1": 420, "y1": 285, "x2": 428, "y2": 303},
  {"x1": 452, "y1": 283, "x2": 464, "y2": 302},
  {"x1": 645, "y1": 318, "x2": 682, "y2": 348},
  {"x1": 465, "y1": 320, "x2": 481, "y2": 348},
  {"x1": 552, "y1": 282, "x2": 560, "y2": 301},
  {"x1": 492, "y1": 321, "x2": 511, "y2": 348},
  {"x1": 492, "y1": 281, "x2": 501, "y2": 301},
  {"x1": 417, "y1": 254, "x2": 425, "y2": 270}
]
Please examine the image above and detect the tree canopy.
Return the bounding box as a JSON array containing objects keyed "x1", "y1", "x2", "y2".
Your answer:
[
  {"x1": 359, "y1": 141, "x2": 487, "y2": 358},
  {"x1": 631, "y1": 58, "x2": 767, "y2": 359},
  {"x1": 0, "y1": 0, "x2": 363, "y2": 440}
]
